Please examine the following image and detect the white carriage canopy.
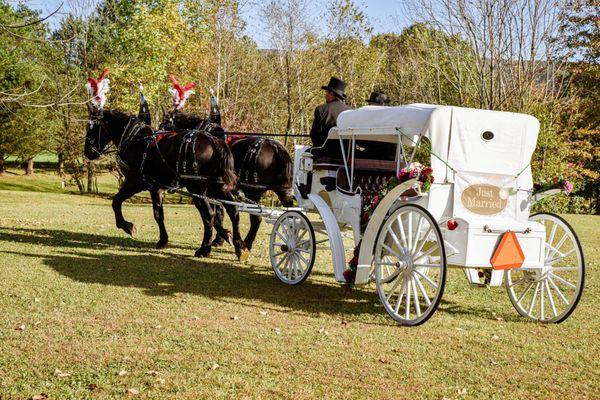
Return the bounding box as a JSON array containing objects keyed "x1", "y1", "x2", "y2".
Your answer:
[{"x1": 329, "y1": 103, "x2": 540, "y2": 188}]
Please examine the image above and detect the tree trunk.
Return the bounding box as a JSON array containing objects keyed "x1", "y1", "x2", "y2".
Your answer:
[
  {"x1": 87, "y1": 161, "x2": 95, "y2": 193},
  {"x1": 57, "y1": 152, "x2": 65, "y2": 176},
  {"x1": 0, "y1": 156, "x2": 4, "y2": 174},
  {"x1": 25, "y1": 158, "x2": 34, "y2": 175}
]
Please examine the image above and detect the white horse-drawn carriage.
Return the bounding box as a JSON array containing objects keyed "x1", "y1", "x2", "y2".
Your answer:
[{"x1": 266, "y1": 104, "x2": 585, "y2": 325}]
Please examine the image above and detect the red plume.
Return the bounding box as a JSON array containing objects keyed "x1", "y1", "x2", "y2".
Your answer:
[{"x1": 169, "y1": 74, "x2": 196, "y2": 101}]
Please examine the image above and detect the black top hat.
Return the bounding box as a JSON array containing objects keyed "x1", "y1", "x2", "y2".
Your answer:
[
  {"x1": 321, "y1": 76, "x2": 347, "y2": 100},
  {"x1": 366, "y1": 91, "x2": 390, "y2": 105}
]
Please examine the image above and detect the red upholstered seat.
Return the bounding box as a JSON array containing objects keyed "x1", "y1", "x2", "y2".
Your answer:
[{"x1": 314, "y1": 157, "x2": 398, "y2": 171}]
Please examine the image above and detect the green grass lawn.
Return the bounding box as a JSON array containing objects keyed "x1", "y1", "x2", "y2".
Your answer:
[{"x1": 0, "y1": 188, "x2": 598, "y2": 399}]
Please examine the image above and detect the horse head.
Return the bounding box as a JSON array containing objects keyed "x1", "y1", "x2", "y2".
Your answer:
[{"x1": 84, "y1": 103, "x2": 113, "y2": 160}]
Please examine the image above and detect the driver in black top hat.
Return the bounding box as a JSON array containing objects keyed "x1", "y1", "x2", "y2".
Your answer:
[{"x1": 309, "y1": 77, "x2": 352, "y2": 158}]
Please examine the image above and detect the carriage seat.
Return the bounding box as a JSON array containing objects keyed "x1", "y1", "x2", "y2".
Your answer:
[{"x1": 313, "y1": 157, "x2": 398, "y2": 171}]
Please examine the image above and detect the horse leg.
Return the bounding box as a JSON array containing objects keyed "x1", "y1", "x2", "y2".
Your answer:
[
  {"x1": 113, "y1": 180, "x2": 141, "y2": 236},
  {"x1": 211, "y1": 204, "x2": 232, "y2": 247},
  {"x1": 220, "y1": 191, "x2": 249, "y2": 261},
  {"x1": 242, "y1": 189, "x2": 265, "y2": 252},
  {"x1": 192, "y1": 195, "x2": 214, "y2": 257},
  {"x1": 276, "y1": 188, "x2": 295, "y2": 208},
  {"x1": 150, "y1": 188, "x2": 168, "y2": 248}
]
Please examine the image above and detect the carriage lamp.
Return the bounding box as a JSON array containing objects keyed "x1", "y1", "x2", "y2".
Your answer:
[{"x1": 447, "y1": 219, "x2": 459, "y2": 230}]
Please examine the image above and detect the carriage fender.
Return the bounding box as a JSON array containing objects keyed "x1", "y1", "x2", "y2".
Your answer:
[
  {"x1": 355, "y1": 179, "x2": 419, "y2": 285},
  {"x1": 307, "y1": 194, "x2": 347, "y2": 283}
]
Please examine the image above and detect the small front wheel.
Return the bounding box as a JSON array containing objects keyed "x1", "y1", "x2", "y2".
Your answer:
[
  {"x1": 374, "y1": 204, "x2": 447, "y2": 326},
  {"x1": 269, "y1": 211, "x2": 316, "y2": 285}
]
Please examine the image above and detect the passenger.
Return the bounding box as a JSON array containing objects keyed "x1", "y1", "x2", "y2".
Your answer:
[
  {"x1": 361, "y1": 91, "x2": 396, "y2": 161},
  {"x1": 365, "y1": 91, "x2": 390, "y2": 106}
]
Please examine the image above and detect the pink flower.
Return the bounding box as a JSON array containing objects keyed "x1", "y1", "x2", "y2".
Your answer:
[
  {"x1": 563, "y1": 180, "x2": 573, "y2": 194},
  {"x1": 373, "y1": 195, "x2": 380, "y2": 205},
  {"x1": 409, "y1": 168, "x2": 420, "y2": 178}
]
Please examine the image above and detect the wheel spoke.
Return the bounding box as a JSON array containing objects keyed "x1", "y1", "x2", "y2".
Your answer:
[
  {"x1": 528, "y1": 282, "x2": 540, "y2": 317},
  {"x1": 509, "y1": 276, "x2": 527, "y2": 288},
  {"x1": 394, "y1": 280, "x2": 406, "y2": 314},
  {"x1": 386, "y1": 274, "x2": 404, "y2": 302},
  {"x1": 414, "y1": 269, "x2": 438, "y2": 290},
  {"x1": 548, "y1": 233, "x2": 568, "y2": 259},
  {"x1": 414, "y1": 244, "x2": 439, "y2": 263},
  {"x1": 407, "y1": 213, "x2": 413, "y2": 251},
  {"x1": 411, "y1": 216, "x2": 424, "y2": 254},
  {"x1": 387, "y1": 227, "x2": 403, "y2": 252},
  {"x1": 411, "y1": 276, "x2": 421, "y2": 317},
  {"x1": 515, "y1": 281, "x2": 534, "y2": 305},
  {"x1": 545, "y1": 280, "x2": 558, "y2": 318},
  {"x1": 414, "y1": 274, "x2": 431, "y2": 307},
  {"x1": 396, "y1": 215, "x2": 408, "y2": 248},
  {"x1": 549, "y1": 267, "x2": 579, "y2": 271},
  {"x1": 413, "y1": 263, "x2": 440, "y2": 268},
  {"x1": 546, "y1": 222, "x2": 558, "y2": 258},
  {"x1": 540, "y1": 281, "x2": 545, "y2": 320},
  {"x1": 549, "y1": 272, "x2": 576, "y2": 289},
  {"x1": 547, "y1": 276, "x2": 569, "y2": 305},
  {"x1": 412, "y1": 227, "x2": 432, "y2": 257},
  {"x1": 382, "y1": 243, "x2": 403, "y2": 260},
  {"x1": 405, "y1": 278, "x2": 412, "y2": 319}
]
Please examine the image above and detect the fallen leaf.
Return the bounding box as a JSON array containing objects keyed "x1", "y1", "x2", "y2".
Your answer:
[
  {"x1": 210, "y1": 362, "x2": 220, "y2": 370},
  {"x1": 495, "y1": 317, "x2": 504, "y2": 321},
  {"x1": 455, "y1": 327, "x2": 465, "y2": 331},
  {"x1": 490, "y1": 360, "x2": 499, "y2": 365},
  {"x1": 154, "y1": 324, "x2": 162, "y2": 329},
  {"x1": 341, "y1": 320, "x2": 348, "y2": 325},
  {"x1": 458, "y1": 388, "x2": 468, "y2": 395},
  {"x1": 273, "y1": 327, "x2": 281, "y2": 335},
  {"x1": 492, "y1": 334, "x2": 500, "y2": 340},
  {"x1": 192, "y1": 316, "x2": 200, "y2": 321},
  {"x1": 378, "y1": 357, "x2": 388, "y2": 364},
  {"x1": 30, "y1": 394, "x2": 49, "y2": 400},
  {"x1": 17, "y1": 324, "x2": 26, "y2": 331},
  {"x1": 155, "y1": 377, "x2": 166, "y2": 385},
  {"x1": 127, "y1": 388, "x2": 140, "y2": 396},
  {"x1": 259, "y1": 311, "x2": 267, "y2": 316},
  {"x1": 53, "y1": 369, "x2": 71, "y2": 378},
  {"x1": 230, "y1": 315, "x2": 239, "y2": 321},
  {"x1": 87, "y1": 383, "x2": 98, "y2": 390},
  {"x1": 117, "y1": 369, "x2": 128, "y2": 376},
  {"x1": 34, "y1": 298, "x2": 40, "y2": 303},
  {"x1": 146, "y1": 370, "x2": 162, "y2": 376}
]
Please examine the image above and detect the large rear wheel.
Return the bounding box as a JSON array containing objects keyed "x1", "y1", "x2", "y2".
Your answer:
[
  {"x1": 506, "y1": 213, "x2": 585, "y2": 323},
  {"x1": 374, "y1": 204, "x2": 447, "y2": 326}
]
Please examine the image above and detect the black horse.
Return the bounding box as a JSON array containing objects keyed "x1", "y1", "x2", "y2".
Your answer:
[
  {"x1": 83, "y1": 104, "x2": 248, "y2": 259},
  {"x1": 160, "y1": 109, "x2": 294, "y2": 251}
]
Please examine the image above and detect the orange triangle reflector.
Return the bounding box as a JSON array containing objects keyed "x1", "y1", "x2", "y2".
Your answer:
[{"x1": 490, "y1": 231, "x2": 525, "y2": 270}]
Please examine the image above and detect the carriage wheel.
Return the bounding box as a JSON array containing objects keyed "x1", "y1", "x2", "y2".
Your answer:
[
  {"x1": 506, "y1": 213, "x2": 585, "y2": 323},
  {"x1": 374, "y1": 204, "x2": 447, "y2": 326},
  {"x1": 269, "y1": 211, "x2": 316, "y2": 285}
]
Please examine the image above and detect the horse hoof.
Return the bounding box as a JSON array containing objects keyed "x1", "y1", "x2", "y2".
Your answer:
[
  {"x1": 211, "y1": 236, "x2": 225, "y2": 247},
  {"x1": 155, "y1": 240, "x2": 168, "y2": 249},
  {"x1": 195, "y1": 246, "x2": 212, "y2": 257},
  {"x1": 119, "y1": 222, "x2": 136, "y2": 236},
  {"x1": 238, "y1": 249, "x2": 250, "y2": 262}
]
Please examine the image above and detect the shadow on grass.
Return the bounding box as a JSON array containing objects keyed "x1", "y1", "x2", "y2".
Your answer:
[
  {"x1": 0, "y1": 227, "x2": 508, "y2": 322},
  {"x1": 0, "y1": 227, "x2": 384, "y2": 319},
  {"x1": 0, "y1": 227, "x2": 195, "y2": 252}
]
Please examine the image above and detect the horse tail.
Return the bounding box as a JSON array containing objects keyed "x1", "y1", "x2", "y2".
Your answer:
[
  {"x1": 216, "y1": 141, "x2": 237, "y2": 191},
  {"x1": 273, "y1": 140, "x2": 293, "y2": 187}
]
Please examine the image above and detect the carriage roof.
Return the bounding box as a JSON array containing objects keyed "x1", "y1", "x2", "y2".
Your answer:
[{"x1": 329, "y1": 103, "x2": 540, "y2": 186}]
